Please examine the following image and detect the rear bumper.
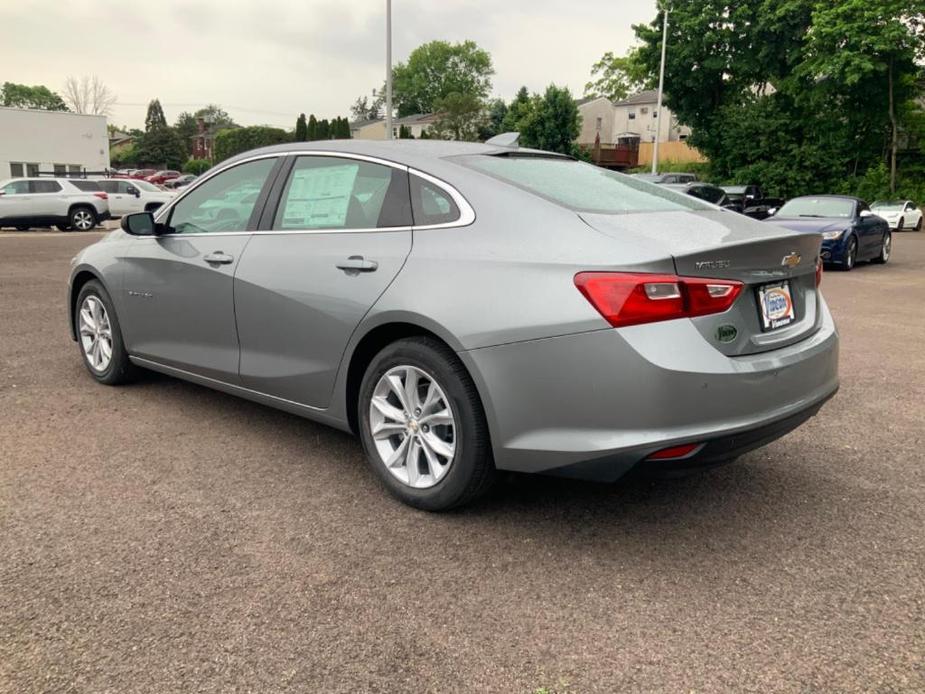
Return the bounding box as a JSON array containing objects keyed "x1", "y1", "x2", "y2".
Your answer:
[{"x1": 461, "y1": 297, "x2": 839, "y2": 481}]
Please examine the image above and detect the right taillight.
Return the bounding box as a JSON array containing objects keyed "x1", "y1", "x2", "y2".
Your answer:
[{"x1": 574, "y1": 271, "x2": 743, "y2": 328}]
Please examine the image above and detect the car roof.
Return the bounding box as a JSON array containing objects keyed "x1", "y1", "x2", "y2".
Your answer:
[{"x1": 222, "y1": 139, "x2": 567, "y2": 171}]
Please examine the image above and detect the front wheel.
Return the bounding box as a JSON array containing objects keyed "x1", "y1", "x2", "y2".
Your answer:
[
  {"x1": 840, "y1": 236, "x2": 857, "y2": 271},
  {"x1": 358, "y1": 337, "x2": 495, "y2": 511},
  {"x1": 75, "y1": 280, "x2": 138, "y2": 385},
  {"x1": 897, "y1": 217, "x2": 905, "y2": 231},
  {"x1": 916, "y1": 217, "x2": 922, "y2": 231},
  {"x1": 873, "y1": 231, "x2": 891, "y2": 264}
]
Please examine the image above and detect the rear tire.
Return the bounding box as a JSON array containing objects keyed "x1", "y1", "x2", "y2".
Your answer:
[
  {"x1": 358, "y1": 337, "x2": 495, "y2": 511},
  {"x1": 897, "y1": 217, "x2": 904, "y2": 231},
  {"x1": 75, "y1": 280, "x2": 139, "y2": 385},
  {"x1": 873, "y1": 231, "x2": 891, "y2": 264},
  {"x1": 69, "y1": 206, "x2": 97, "y2": 232}
]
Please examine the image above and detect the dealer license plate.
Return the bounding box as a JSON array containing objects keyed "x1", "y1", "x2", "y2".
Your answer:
[{"x1": 757, "y1": 281, "x2": 795, "y2": 331}]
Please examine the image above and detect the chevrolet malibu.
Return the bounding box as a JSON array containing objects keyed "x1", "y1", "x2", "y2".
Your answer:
[{"x1": 67, "y1": 140, "x2": 839, "y2": 510}]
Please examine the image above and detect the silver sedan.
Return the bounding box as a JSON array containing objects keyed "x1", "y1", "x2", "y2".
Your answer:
[{"x1": 68, "y1": 140, "x2": 839, "y2": 510}]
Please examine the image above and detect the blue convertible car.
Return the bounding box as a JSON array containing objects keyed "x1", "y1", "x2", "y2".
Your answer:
[{"x1": 766, "y1": 195, "x2": 891, "y2": 271}]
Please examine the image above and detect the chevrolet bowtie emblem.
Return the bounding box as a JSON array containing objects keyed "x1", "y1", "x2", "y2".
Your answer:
[{"x1": 781, "y1": 252, "x2": 802, "y2": 268}]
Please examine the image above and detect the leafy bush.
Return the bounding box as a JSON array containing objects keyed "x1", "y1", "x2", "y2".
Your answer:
[
  {"x1": 183, "y1": 158, "x2": 211, "y2": 175},
  {"x1": 110, "y1": 144, "x2": 137, "y2": 167},
  {"x1": 213, "y1": 126, "x2": 291, "y2": 163}
]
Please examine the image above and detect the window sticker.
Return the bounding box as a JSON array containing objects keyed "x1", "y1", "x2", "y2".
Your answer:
[{"x1": 280, "y1": 164, "x2": 359, "y2": 229}]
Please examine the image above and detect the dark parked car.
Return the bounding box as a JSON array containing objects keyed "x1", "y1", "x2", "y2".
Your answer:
[
  {"x1": 664, "y1": 182, "x2": 730, "y2": 206},
  {"x1": 765, "y1": 195, "x2": 891, "y2": 270},
  {"x1": 164, "y1": 174, "x2": 197, "y2": 189}
]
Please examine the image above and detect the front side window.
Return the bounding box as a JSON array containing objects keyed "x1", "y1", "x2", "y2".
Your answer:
[
  {"x1": 457, "y1": 155, "x2": 710, "y2": 214},
  {"x1": 273, "y1": 156, "x2": 411, "y2": 230},
  {"x1": 2, "y1": 180, "x2": 30, "y2": 195},
  {"x1": 168, "y1": 158, "x2": 276, "y2": 234}
]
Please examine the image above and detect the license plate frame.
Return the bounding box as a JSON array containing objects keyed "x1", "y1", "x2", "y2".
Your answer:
[{"x1": 756, "y1": 280, "x2": 796, "y2": 331}]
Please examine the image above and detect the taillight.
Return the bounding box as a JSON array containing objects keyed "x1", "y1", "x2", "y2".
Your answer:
[
  {"x1": 815, "y1": 257, "x2": 823, "y2": 287},
  {"x1": 574, "y1": 272, "x2": 743, "y2": 328},
  {"x1": 93, "y1": 192, "x2": 108, "y2": 200},
  {"x1": 646, "y1": 443, "x2": 703, "y2": 460}
]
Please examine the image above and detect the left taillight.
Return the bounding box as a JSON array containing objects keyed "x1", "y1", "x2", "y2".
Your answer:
[
  {"x1": 93, "y1": 192, "x2": 108, "y2": 200},
  {"x1": 574, "y1": 271, "x2": 743, "y2": 328}
]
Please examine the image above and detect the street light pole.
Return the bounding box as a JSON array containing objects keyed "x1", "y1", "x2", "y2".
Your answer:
[
  {"x1": 385, "y1": 0, "x2": 393, "y2": 140},
  {"x1": 652, "y1": 6, "x2": 669, "y2": 174}
]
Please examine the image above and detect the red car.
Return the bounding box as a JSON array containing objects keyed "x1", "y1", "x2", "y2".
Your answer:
[
  {"x1": 129, "y1": 169, "x2": 157, "y2": 180},
  {"x1": 145, "y1": 170, "x2": 181, "y2": 185}
]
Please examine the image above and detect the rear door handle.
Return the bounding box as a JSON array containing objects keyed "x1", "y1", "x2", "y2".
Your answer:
[
  {"x1": 336, "y1": 256, "x2": 378, "y2": 273},
  {"x1": 203, "y1": 251, "x2": 234, "y2": 265}
]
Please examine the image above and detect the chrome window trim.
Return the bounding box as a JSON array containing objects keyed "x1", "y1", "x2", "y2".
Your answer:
[{"x1": 149, "y1": 149, "x2": 476, "y2": 235}]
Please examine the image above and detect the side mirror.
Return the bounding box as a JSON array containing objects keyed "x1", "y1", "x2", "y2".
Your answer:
[
  {"x1": 127, "y1": 186, "x2": 140, "y2": 197},
  {"x1": 859, "y1": 209, "x2": 874, "y2": 218},
  {"x1": 121, "y1": 211, "x2": 159, "y2": 236},
  {"x1": 767, "y1": 207, "x2": 778, "y2": 217}
]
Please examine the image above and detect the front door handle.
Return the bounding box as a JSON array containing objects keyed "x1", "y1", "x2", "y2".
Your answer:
[
  {"x1": 203, "y1": 251, "x2": 234, "y2": 265},
  {"x1": 336, "y1": 255, "x2": 378, "y2": 273}
]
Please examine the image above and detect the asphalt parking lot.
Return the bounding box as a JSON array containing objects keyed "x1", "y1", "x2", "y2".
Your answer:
[{"x1": 1, "y1": 230, "x2": 923, "y2": 693}]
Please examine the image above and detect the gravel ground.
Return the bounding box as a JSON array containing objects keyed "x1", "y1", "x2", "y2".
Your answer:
[{"x1": 1, "y1": 230, "x2": 923, "y2": 693}]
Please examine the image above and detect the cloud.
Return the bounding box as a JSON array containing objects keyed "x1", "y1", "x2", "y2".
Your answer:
[{"x1": 0, "y1": 0, "x2": 656, "y2": 129}]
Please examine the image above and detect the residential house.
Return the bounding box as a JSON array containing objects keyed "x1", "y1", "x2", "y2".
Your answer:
[
  {"x1": 351, "y1": 113, "x2": 437, "y2": 140},
  {"x1": 191, "y1": 117, "x2": 218, "y2": 161}
]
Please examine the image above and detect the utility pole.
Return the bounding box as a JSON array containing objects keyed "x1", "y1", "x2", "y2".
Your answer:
[
  {"x1": 385, "y1": 0, "x2": 393, "y2": 140},
  {"x1": 652, "y1": 6, "x2": 669, "y2": 174}
]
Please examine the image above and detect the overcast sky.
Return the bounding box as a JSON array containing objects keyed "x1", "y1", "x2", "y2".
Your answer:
[{"x1": 0, "y1": 0, "x2": 656, "y2": 130}]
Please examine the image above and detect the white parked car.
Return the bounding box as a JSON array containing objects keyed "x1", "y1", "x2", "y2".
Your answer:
[
  {"x1": 94, "y1": 179, "x2": 176, "y2": 217},
  {"x1": 871, "y1": 200, "x2": 922, "y2": 231},
  {"x1": 0, "y1": 178, "x2": 111, "y2": 231}
]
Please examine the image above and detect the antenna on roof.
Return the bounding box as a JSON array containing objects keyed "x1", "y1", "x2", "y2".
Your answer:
[{"x1": 485, "y1": 132, "x2": 520, "y2": 147}]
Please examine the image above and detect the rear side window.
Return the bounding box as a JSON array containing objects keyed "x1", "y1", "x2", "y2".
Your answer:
[
  {"x1": 69, "y1": 180, "x2": 100, "y2": 192},
  {"x1": 410, "y1": 175, "x2": 460, "y2": 226},
  {"x1": 32, "y1": 181, "x2": 63, "y2": 193},
  {"x1": 457, "y1": 155, "x2": 709, "y2": 214},
  {"x1": 96, "y1": 181, "x2": 118, "y2": 194},
  {"x1": 272, "y1": 156, "x2": 412, "y2": 230}
]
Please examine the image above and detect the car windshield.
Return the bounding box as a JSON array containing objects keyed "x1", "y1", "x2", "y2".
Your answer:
[
  {"x1": 457, "y1": 155, "x2": 710, "y2": 214},
  {"x1": 777, "y1": 197, "x2": 854, "y2": 218},
  {"x1": 133, "y1": 180, "x2": 161, "y2": 192},
  {"x1": 722, "y1": 185, "x2": 747, "y2": 194},
  {"x1": 871, "y1": 201, "x2": 904, "y2": 211}
]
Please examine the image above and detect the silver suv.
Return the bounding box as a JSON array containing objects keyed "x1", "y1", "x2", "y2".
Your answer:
[{"x1": 0, "y1": 178, "x2": 111, "y2": 231}]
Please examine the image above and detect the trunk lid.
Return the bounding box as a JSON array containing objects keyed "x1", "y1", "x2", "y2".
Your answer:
[{"x1": 579, "y1": 210, "x2": 823, "y2": 356}]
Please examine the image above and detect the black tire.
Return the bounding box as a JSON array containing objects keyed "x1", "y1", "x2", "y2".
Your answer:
[
  {"x1": 74, "y1": 280, "x2": 139, "y2": 385},
  {"x1": 872, "y1": 231, "x2": 891, "y2": 264},
  {"x1": 916, "y1": 217, "x2": 922, "y2": 231},
  {"x1": 840, "y1": 236, "x2": 857, "y2": 271},
  {"x1": 897, "y1": 217, "x2": 904, "y2": 231},
  {"x1": 69, "y1": 206, "x2": 97, "y2": 232},
  {"x1": 15, "y1": 225, "x2": 30, "y2": 231},
  {"x1": 358, "y1": 337, "x2": 495, "y2": 511},
  {"x1": 56, "y1": 224, "x2": 72, "y2": 232}
]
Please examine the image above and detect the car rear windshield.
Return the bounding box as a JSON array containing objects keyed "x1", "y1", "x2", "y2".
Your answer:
[
  {"x1": 777, "y1": 197, "x2": 854, "y2": 218},
  {"x1": 456, "y1": 155, "x2": 711, "y2": 214},
  {"x1": 70, "y1": 180, "x2": 102, "y2": 192}
]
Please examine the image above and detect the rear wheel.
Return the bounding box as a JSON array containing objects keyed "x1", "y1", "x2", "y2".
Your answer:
[
  {"x1": 75, "y1": 280, "x2": 138, "y2": 385},
  {"x1": 69, "y1": 206, "x2": 96, "y2": 232},
  {"x1": 841, "y1": 236, "x2": 857, "y2": 271},
  {"x1": 873, "y1": 231, "x2": 891, "y2": 264},
  {"x1": 358, "y1": 337, "x2": 495, "y2": 511}
]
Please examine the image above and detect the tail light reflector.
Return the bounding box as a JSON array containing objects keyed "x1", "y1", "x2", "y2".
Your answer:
[
  {"x1": 646, "y1": 443, "x2": 703, "y2": 460},
  {"x1": 574, "y1": 272, "x2": 743, "y2": 328},
  {"x1": 93, "y1": 192, "x2": 108, "y2": 200}
]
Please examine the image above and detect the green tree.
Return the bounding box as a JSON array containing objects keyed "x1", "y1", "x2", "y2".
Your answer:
[
  {"x1": 501, "y1": 86, "x2": 536, "y2": 133},
  {"x1": 519, "y1": 85, "x2": 581, "y2": 155},
  {"x1": 584, "y1": 50, "x2": 648, "y2": 102},
  {"x1": 429, "y1": 92, "x2": 486, "y2": 141},
  {"x1": 145, "y1": 99, "x2": 168, "y2": 132},
  {"x1": 350, "y1": 95, "x2": 381, "y2": 121},
  {"x1": 398, "y1": 124, "x2": 413, "y2": 139},
  {"x1": 801, "y1": 0, "x2": 924, "y2": 192},
  {"x1": 174, "y1": 112, "x2": 198, "y2": 157},
  {"x1": 213, "y1": 126, "x2": 291, "y2": 162},
  {"x1": 392, "y1": 40, "x2": 494, "y2": 117},
  {"x1": 316, "y1": 118, "x2": 330, "y2": 140},
  {"x1": 479, "y1": 98, "x2": 509, "y2": 140},
  {"x1": 1, "y1": 82, "x2": 69, "y2": 110},
  {"x1": 135, "y1": 127, "x2": 186, "y2": 169},
  {"x1": 307, "y1": 114, "x2": 318, "y2": 140},
  {"x1": 183, "y1": 158, "x2": 212, "y2": 175},
  {"x1": 295, "y1": 113, "x2": 308, "y2": 141}
]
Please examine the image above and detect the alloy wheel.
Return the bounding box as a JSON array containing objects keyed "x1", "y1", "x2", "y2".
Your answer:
[
  {"x1": 882, "y1": 233, "x2": 891, "y2": 262},
  {"x1": 369, "y1": 365, "x2": 457, "y2": 489},
  {"x1": 78, "y1": 296, "x2": 113, "y2": 372},
  {"x1": 846, "y1": 239, "x2": 856, "y2": 269},
  {"x1": 73, "y1": 210, "x2": 94, "y2": 231}
]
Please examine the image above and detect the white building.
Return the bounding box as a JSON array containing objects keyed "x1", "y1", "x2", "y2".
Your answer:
[
  {"x1": 0, "y1": 107, "x2": 109, "y2": 179},
  {"x1": 577, "y1": 90, "x2": 691, "y2": 147}
]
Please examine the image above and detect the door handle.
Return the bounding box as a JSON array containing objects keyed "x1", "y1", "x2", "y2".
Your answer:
[
  {"x1": 336, "y1": 255, "x2": 378, "y2": 273},
  {"x1": 203, "y1": 251, "x2": 234, "y2": 265}
]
